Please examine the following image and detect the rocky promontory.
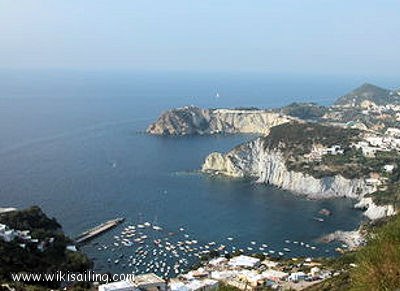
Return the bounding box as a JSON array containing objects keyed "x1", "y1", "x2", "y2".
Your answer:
[
  {"x1": 147, "y1": 106, "x2": 292, "y2": 135},
  {"x1": 200, "y1": 122, "x2": 400, "y2": 220},
  {"x1": 202, "y1": 136, "x2": 374, "y2": 200},
  {"x1": 147, "y1": 84, "x2": 400, "y2": 220}
]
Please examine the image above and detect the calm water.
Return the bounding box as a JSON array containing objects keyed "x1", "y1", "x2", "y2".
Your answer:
[{"x1": 0, "y1": 71, "x2": 371, "y2": 274}]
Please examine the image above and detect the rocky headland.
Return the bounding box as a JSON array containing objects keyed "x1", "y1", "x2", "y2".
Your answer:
[
  {"x1": 147, "y1": 106, "x2": 292, "y2": 135},
  {"x1": 202, "y1": 137, "x2": 373, "y2": 200},
  {"x1": 148, "y1": 83, "x2": 400, "y2": 221}
]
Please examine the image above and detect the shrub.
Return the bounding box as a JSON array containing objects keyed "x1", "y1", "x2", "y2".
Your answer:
[{"x1": 350, "y1": 215, "x2": 400, "y2": 290}]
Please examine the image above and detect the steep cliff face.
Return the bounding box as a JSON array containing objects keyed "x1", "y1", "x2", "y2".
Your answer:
[
  {"x1": 202, "y1": 137, "x2": 375, "y2": 200},
  {"x1": 354, "y1": 197, "x2": 397, "y2": 220},
  {"x1": 147, "y1": 106, "x2": 291, "y2": 135}
]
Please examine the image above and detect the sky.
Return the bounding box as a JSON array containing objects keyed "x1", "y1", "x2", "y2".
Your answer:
[{"x1": 0, "y1": 0, "x2": 399, "y2": 75}]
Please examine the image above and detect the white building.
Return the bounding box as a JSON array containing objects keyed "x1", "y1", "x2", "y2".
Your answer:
[
  {"x1": 185, "y1": 279, "x2": 219, "y2": 291},
  {"x1": 261, "y1": 270, "x2": 288, "y2": 282},
  {"x1": 261, "y1": 259, "x2": 279, "y2": 269},
  {"x1": 98, "y1": 273, "x2": 166, "y2": 291},
  {"x1": 210, "y1": 270, "x2": 237, "y2": 281},
  {"x1": 98, "y1": 280, "x2": 137, "y2": 291},
  {"x1": 169, "y1": 281, "x2": 190, "y2": 291},
  {"x1": 208, "y1": 257, "x2": 228, "y2": 266},
  {"x1": 385, "y1": 127, "x2": 400, "y2": 138},
  {"x1": 0, "y1": 224, "x2": 16, "y2": 242},
  {"x1": 228, "y1": 255, "x2": 261, "y2": 268},
  {"x1": 383, "y1": 164, "x2": 395, "y2": 173},
  {"x1": 288, "y1": 272, "x2": 306, "y2": 282},
  {"x1": 324, "y1": 145, "x2": 344, "y2": 155},
  {"x1": 310, "y1": 267, "x2": 321, "y2": 277}
]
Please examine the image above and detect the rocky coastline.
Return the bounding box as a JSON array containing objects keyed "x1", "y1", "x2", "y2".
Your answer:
[
  {"x1": 202, "y1": 137, "x2": 374, "y2": 199},
  {"x1": 200, "y1": 136, "x2": 395, "y2": 221},
  {"x1": 147, "y1": 84, "x2": 400, "y2": 222},
  {"x1": 147, "y1": 106, "x2": 292, "y2": 135}
]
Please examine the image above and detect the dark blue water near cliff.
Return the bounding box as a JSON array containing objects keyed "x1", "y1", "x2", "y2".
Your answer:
[{"x1": 0, "y1": 71, "x2": 371, "y2": 274}]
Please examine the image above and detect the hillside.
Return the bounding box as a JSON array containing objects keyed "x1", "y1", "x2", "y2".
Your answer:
[
  {"x1": 305, "y1": 214, "x2": 400, "y2": 290},
  {"x1": 334, "y1": 83, "x2": 398, "y2": 106},
  {"x1": 278, "y1": 102, "x2": 327, "y2": 120},
  {"x1": 147, "y1": 106, "x2": 291, "y2": 135},
  {"x1": 0, "y1": 206, "x2": 92, "y2": 289}
]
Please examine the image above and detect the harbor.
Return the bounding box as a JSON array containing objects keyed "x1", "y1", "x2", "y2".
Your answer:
[{"x1": 81, "y1": 217, "x2": 350, "y2": 280}]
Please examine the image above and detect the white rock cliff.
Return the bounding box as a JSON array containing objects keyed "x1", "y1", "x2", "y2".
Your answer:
[
  {"x1": 147, "y1": 106, "x2": 292, "y2": 135},
  {"x1": 202, "y1": 137, "x2": 393, "y2": 221},
  {"x1": 354, "y1": 197, "x2": 397, "y2": 220}
]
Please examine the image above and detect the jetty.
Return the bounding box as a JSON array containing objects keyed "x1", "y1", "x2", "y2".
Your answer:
[{"x1": 75, "y1": 218, "x2": 125, "y2": 244}]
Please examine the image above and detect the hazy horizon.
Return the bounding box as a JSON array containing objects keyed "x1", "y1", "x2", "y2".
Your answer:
[{"x1": 1, "y1": 0, "x2": 399, "y2": 77}]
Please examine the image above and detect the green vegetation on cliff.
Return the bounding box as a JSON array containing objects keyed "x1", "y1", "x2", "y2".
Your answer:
[
  {"x1": 263, "y1": 122, "x2": 367, "y2": 179},
  {"x1": 305, "y1": 214, "x2": 400, "y2": 291},
  {"x1": 264, "y1": 122, "x2": 360, "y2": 154},
  {"x1": 262, "y1": 122, "x2": 400, "y2": 181},
  {"x1": 279, "y1": 102, "x2": 327, "y2": 120},
  {"x1": 351, "y1": 214, "x2": 400, "y2": 290},
  {"x1": 334, "y1": 83, "x2": 396, "y2": 106},
  {"x1": 308, "y1": 149, "x2": 400, "y2": 180},
  {"x1": 0, "y1": 206, "x2": 92, "y2": 288},
  {"x1": 368, "y1": 182, "x2": 400, "y2": 209}
]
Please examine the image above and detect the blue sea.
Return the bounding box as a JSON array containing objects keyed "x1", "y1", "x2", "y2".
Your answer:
[{"x1": 0, "y1": 70, "x2": 382, "y2": 275}]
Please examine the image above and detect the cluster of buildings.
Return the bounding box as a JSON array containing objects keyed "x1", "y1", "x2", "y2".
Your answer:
[
  {"x1": 352, "y1": 130, "x2": 400, "y2": 161},
  {"x1": 304, "y1": 144, "x2": 344, "y2": 161},
  {"x1": 98, "y1": 273, "x2": 167, "y2": 291},
  {"x1": 302, "y1": 128, "x2": 399, "y2": 189},
  {"x1": 0, "y1": 222, "x2": 54, "y2": 251},
  {"x1": 358, "y1": 100, "x2": 400, "y2": 121},
  {"x1": 336, "y1": 98, "x2": 400, "y2": 119},
  {"x1": 0, "y1": 223, "x2": 34, "y2": 244},
  {"x1": 304, "y1": 129, "x2": 400, "y2": 164},
  {"x1": 98, "y1": 255, "x2": 333, "y2": 291}
]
